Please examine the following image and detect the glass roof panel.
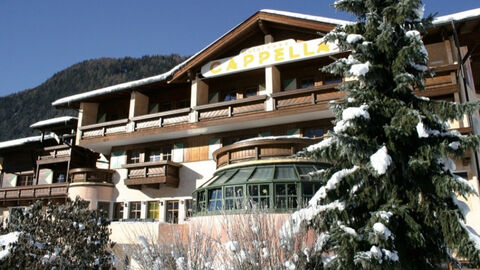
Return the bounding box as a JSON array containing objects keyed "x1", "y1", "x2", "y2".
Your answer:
[
  {"x1": 228, "y1": 167, "x2": 254, "y2": 184},
  {"x1": 249, "y1": 166, "x2": 274, "y2": 181},
  {"x1": 274, "y1": 166, "x2": 296, "y2": 180},
  {"x1": 210, "y1": 170, "x2": 237, "y2": 187}
]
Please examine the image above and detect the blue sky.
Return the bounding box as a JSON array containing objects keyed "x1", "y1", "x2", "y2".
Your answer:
[{"x1": 0, "y1": 0, "x2": 478, "y2": 97}]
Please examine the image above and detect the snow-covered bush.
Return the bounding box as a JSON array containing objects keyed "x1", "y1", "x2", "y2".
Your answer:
[{"x1": 0, "y1": 199, "x2": 113, "y2": 269}]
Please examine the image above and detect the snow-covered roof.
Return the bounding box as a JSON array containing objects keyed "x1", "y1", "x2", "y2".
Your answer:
[
  {"x1": 0, "y1": 134, "x2": 53, "y2": 150},
  {"x1": 51, "y1": 8, "x2": 479, "y2": 108},
  {"x1": 260, "y1": 9, "x2": 351, "y2": 25},
  {"x1": 51, "y1": 10, "x2": 348, "y2": 108},
  {"x1": 51, "y1": 62, "x2": 187, "y2": 107},
  {"x1": 433, "y1": 8, "x2": 480, "y2": 26},
  {"x1": 30, "y1": 116, "x2": 78, "y2": 129}
]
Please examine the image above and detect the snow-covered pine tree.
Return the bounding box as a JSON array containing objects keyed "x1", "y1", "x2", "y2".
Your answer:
[
  {"x1": 285, "y1": 0, "x2": 480, "y2": 269},
  {"x1": 0, "y1": 199, "x2": 114, "y2": 269}
]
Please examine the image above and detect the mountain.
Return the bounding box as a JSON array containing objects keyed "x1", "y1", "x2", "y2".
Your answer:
[{"x1": 0, "y1": 54, "x2": 187, "y2": 141}]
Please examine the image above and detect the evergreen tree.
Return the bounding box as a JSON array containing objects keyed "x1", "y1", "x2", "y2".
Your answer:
[
  {"x1": 286, "y1": 0, "x2": 480, "y2": 268},
  {"x1": 0, "y1": 199, "x2": 114, "y2": 269}
]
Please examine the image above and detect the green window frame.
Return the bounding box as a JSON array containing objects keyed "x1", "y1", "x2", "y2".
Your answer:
[
  {"x1": 147, "y1": 201, "x2": 159, "y2": 220},
  {"x1": 208, "y1": 188, "x2": 223, "y2": 211},
  {"x1": 196, "y1": 190, "x2": 207, "y2": 212},
  {"x1": 302, "y1": 182, "x2": 322, "y2": 207},
  {"x1": 275, "y1": 183, "x2": 298, "y2": 209},
  {"x1": 248, "y1": 184, "x2": 270, "y2": 209},
  {"x1": 224, "y1": 185, "x2": 244, "y2": 210}
]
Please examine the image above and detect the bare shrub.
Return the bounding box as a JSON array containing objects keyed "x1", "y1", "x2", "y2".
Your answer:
[
  {"x1": 217, "y1": 207, "x2": 321, "y2": 270},
  {"x1": 121, "y1": 223, "x2": 218, "y2": 270}
]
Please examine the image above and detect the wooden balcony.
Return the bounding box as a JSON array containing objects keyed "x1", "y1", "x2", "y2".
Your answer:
[
  {"x1": 213, "y1": 137, "x2": 320, "y2": 169},
  {"x1": 132, "y1": 107, "x2": 190, "y2": 130},
  {"x1": 272, "y1": 83, "x2": 342, "y2": 110},
  {"x1": 0, "y1": 183, "x2": 68, "y2": 202},
  {"x1": 69, "y1": 168, "x2": 115, "y2": 184},
  {"x1": 123, "y1": 160, "x2": 181, "y2": 189},
  {"x1": 80, "y1": 118, "x2": 128, "y2": 139},
  {"x1": 196, "y1": 95, "x2": 267, "y2": 121}
]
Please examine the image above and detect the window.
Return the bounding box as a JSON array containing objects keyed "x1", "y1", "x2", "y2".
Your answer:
[
  {"x1": 275, "y1": 183, "x2": 298, "y2": 209},
  {"x1": 244, "y1": 87, "x2": 257, "y2": 98},
  {"x1": 300, "y1": 77, "x2": 315, "y2": 89},
  {"x1": 16, "y1": 174, "x2": 33, "y2": 186},
  {"x1": 146, "y1": 146, "x2": 172, "y2": 162},
  {"x1": 208, "y1": 189, "x2": 222, "y2": 211},
  {"x1": 248, "y1": 184, "x2": 270, "y2": 208},
  {"x1": 148, "y1": 103, "x2": 159, "y2": 114},
  {"x1": 177, "y1": 99, "x2": 190, "y2": 109},
  {"x1": 224, "y1": 186, "x2": 244, "y2": 210},
  {"x1": 129, "y1": 150, "x2": 142, "y2": 164},
  {"x1": 197, "y1": 191, "x2": 207, "y2": 212},
  {"x1": 229, "y1": 167, "x2": 254, "y2": 184},
  {"x1": 186, "y1": 199, "x2": 193, "y2": 218},
  {"x1": 113, "y1": 203, "x2": 124, "y2": 221},
  {"x1": 129, "y1": 202, "x2": 142, "y2": 219},
  {"x1": 283, "y1": 78, "x2": 297, "y2": 91},
  {"x1": 208, "y1": 92, "x2": 219, "y2": 104},
  {"x1": 274, "y1": 166, "x2": 296, "y2": 180},
  {"x1": 167, "y1": 200, "x2": 179, "y2": 224},
  {"x1": 52, "y1": 172, "x2": 66, "y2": 183},
  {"x1": 97, "y1": 202, "x2": 111, "y2": 217},
  {"x1": 147, "y1": 201, "x2": 159, "y2": 220},
  {"x1": 302, "y1": 183, "x2": 321, "y2": 206},
  {"x1": 249, "y1": 166, "x2": 274, "y2": 181},
  {"x1": 223, "y1": 91, "x2": 237, "y2": 101},
  {"x1": 304, "y1": 128, "x2": 324, "y2": 138},
  {"x1": 296, "y1": 165, "x2": 317, "y2": 178}
]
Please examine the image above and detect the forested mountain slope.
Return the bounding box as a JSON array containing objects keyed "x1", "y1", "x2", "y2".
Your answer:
[{"x1": 0, "y1": 54, "x2": 187, "y2": 141}]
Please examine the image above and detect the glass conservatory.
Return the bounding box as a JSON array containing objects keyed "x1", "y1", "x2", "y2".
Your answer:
[{"x1": 193, "y1": 137, "x2": 328, "y2": 215}]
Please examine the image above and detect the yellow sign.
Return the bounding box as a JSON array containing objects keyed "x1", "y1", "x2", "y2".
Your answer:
[{"x1": 201, "y1": 38, "x2": 339, "y2": 78}]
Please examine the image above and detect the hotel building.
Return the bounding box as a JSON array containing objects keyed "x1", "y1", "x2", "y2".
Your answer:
[{"x1": 0, "y1": 8, "x2": 479, "y2": 256}]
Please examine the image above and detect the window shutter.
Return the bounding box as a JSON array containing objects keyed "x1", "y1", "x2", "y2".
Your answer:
[
  {"x1": 110, "y1": 150, "x2": 126, "y2": 169},
  {"x1": 172, "y1": 143, "x2": 184, "y2": 163},
  {"x1": 209, "y1": 138, "x2": 222, "y2": 160}
]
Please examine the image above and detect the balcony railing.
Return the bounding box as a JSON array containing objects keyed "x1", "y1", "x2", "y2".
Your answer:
[
  {"x1": 80, "y1": 118, "x2": 128, "y2": 139},
  {"x1": 196, "y1": 95, "x2": 267, "y2": 121},
  {"x1": 38, "y1": 145, "x2": 71, "y2": 160},
  {"x1": 131, "y1": 107, "x2": 190, "y2": 130},
  {"x1": 213, "y1": 137, "x2": 320, "y2": 169},
  {"x1": 69, "y1": 168, "x2": 115, "y2": 184},
  {"x1": 0, "y1": 183, "x2": 68, "y2": 201},
  {"x1": 123, "y1": 160, "x2": 181, "y2": 189},
  {"x1": 271, "y1": 83, "x2": 341, "y2": 110}
]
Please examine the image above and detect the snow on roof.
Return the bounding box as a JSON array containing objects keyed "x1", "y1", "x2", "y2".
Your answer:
[
  {"x1": 30, "y1": 116, "x2": 78, "y2": 129},
  {"x1": 52, "y1": 10, "x2": 348, "y2": 108},
  {"x1": 0, "y1": 134, "x2": 53, "y2": 150},
  {"x1": 51, "y1": 8, "x2": 479, "y2": 108},
  {"x1": 260, "y1": 9, "x2": 351, "y2": 25},
  {"x1": 433, "y1": 8, "x2": 480, "y2": 26},
  {"x1": 51, "y1": 62, "x2": 184, "y2": 107}
]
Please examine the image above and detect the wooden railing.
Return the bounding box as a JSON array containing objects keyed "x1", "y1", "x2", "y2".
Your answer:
[
  {"x1": 38, "y1": 145, "x2": 71, "y2": 160},
  {"x1": 196, "y1": 95, "x2": 267, "y2": 121},
  {"x1": 131, "y1": 107, "x2": 190, "y2": 130},
  {"x1": 80, "y1": 118, "x2": 129, "y2": 139},
  {"x1": 271, "y1": 83, "x2": 342, "y2": 110},
  {"x1": 0, "y1": 183, "x2": 69, "y2": 201},
  {"x1": 69, "y1": 168, "x2": 115, "y2": 184},
  {"x1": 123, "y1": 160, "x2": 181, "y2": 189},
  {"x1": 213, "y1": 137, "x2": 319, "y2": 168}
]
